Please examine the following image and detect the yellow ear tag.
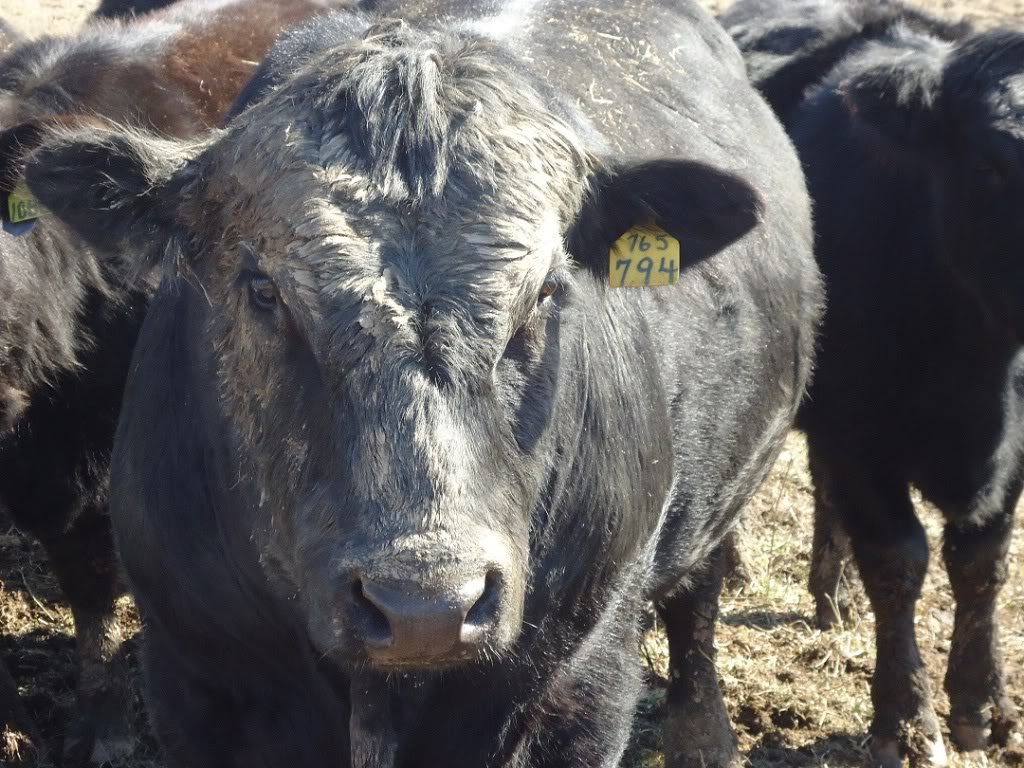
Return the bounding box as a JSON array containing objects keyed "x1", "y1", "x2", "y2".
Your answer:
[
  {"x1": 609, "y1": 223, "x2": 680, "y2": 288},
  {"x1": 7, "y1": 180, "x2": 41, "y2": 224}
]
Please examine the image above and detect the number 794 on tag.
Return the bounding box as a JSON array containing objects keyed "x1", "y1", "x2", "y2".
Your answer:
[{"x1": 608, "y1": 224, "x2": 681, "y2": 288}]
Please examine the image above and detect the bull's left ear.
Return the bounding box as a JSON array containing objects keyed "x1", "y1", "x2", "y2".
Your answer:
[
  {"x1": 567, "y1": 158, "x2": 761, "y2": 279},
  {"x1": 0, "y1": 121, "x2": 46, "y2": 195}
]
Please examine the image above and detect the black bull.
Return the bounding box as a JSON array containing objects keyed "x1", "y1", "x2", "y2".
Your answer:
[{"x1": 23, "y1": 0, "x2": 822, "y2": 765}]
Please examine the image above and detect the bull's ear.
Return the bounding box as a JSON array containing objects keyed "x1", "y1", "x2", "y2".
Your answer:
[
  {"x1": 0, "y1": 121, "x2": 45, "y2": 195},
  {"x1": 839, "y1": 43, "x2": 946, "y2": 160},
  {"x1": 568, "y1": 159, "x2": 761, "y2": 279},
  {"x1": 23, "y1": 126, "x2": 199, "y2": 264}
]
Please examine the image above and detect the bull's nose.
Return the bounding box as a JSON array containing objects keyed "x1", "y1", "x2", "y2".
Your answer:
[{"x1": 350, "y1": 572, "x2": 502, "y2": 665}]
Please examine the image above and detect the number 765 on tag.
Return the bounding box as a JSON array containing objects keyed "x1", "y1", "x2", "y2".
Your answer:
[{"x1": 608, "y1": 225, "x2": 681, "y2": 288}]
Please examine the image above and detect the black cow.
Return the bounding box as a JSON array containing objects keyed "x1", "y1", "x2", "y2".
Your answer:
[
  {"x1": 24, "y1": 1, "x2": 821, "y2": 766},
  {"x1": 0, "y1": 0, "x2": 355, "y2": 764},
  {"x1": 721, "y1": 1, "x2": 1022, "y2": 765}
]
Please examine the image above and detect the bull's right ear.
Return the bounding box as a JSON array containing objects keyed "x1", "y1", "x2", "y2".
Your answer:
[
  {"x1": 22, "y1": 126, "x2": 200, "y2": 266},
  {"x1": 567, "y1": 158, "x2": 761, "y2": 281}
]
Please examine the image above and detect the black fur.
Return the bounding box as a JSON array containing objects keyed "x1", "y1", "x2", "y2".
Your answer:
[
  {"x1": 723, "y1": 0, "x2": 1023, "y2": 762},
  {"x1": 721, "y1": 0, "x2": 969, "y2": 118},
  {"x1": 92, "y1": 0, "x2": 179, "y2": 18},
  {"x1": 26, "y1": 2, "x2": 821, "y2": 767}
]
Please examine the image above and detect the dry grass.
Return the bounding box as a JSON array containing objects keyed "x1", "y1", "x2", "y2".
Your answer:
[{"x1": 0, "y1": 0, "x2": 1022, "y2": 766}]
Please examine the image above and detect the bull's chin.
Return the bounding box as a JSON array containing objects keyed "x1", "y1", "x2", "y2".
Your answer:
[
  {"x1": 310, "y1": 628, "x2": 519, "y2": 675},
  {"x1": 364, "y1": 649, "x2": 488, "y2": 674}
]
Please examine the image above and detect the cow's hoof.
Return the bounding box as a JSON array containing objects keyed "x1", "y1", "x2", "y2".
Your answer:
[
  {"x1": 951, "y1": 702, "x2": 1019, "y2": 750},
  {"x1": 870, "y1": 737, "x2": 904, "y2": 768},
  {"x1": 990, "y1": 701, "x2": 1019, "y2": 747},
  {"x1": 871, "y1": 731, "x2": 948, "y2": 768},
  {"x1": 813, "y1": 599, "x2": 849, "y2": 631},
  {"x1": 949, "y1": 720, "x2": 988, "y2": 752},
  {"x1": 63, "y1": 711, "x2": 137, "y2": 767},
  {"x1": 664, "y1": 709, "x2": 741, "y2": 768}
]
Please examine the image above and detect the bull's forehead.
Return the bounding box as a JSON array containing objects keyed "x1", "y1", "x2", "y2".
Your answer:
[
  {"x1": 203, "y1": 111, "x2": 565, "y2": 360},
  {"x1": 193, "y1": 22, "x2": 591, "y2": 372}
]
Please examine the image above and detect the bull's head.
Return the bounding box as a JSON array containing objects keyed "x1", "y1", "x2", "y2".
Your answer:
[{"x1": 24, "y1": 19, "x2": 759, "y2": 670}]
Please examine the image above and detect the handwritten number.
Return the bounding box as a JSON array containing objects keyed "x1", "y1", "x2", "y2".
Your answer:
[
  {"x1": 614, "y1": 230, "x2": 678, "y2": 287},
  {"x1": 637, "y1": 257, "x2": 654, "y2": 286},
  {"x1": 616, "y1": 259, "x2": 632, "y2": 287},
  {"x1": 659, "y1": 257, "x2": 678, "y2": 283}
]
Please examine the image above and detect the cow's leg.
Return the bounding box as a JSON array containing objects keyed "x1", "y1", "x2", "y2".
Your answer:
[
  {"x1": 42, "y1": 511, "x2": 135, "y2": 766},
  {"x1": 0, "y1": 659, "x2": 40, "y2": 767},
  {"x1": 823, "y1": 456, "x2": 945, "y2": 768},
  {"x1": 660, "y1": 544, "x2": 738, "y2": 768},
  {"x1": 942, "y1": 506, "x2": 1018, "y2": 751},
  {"x1": 721, "y1": 526, "x2": 751, "y2": 591},
  {"x1": 808, "y1": 447, "x2": 853, "y2": 630}
]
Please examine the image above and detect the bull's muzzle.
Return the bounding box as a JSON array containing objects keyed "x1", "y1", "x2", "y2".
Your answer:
[{"x1": 348, "y1": 569, "x2": 505, "y2": 668}]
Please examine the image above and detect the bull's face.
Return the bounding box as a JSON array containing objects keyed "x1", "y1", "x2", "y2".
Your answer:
[
  {"x1": 214, "y1": 216, "x2": 561, "y2": 669},
  {"x1": 194, "y1": 115, "x2": 577, "y2": 671},
  {"x1": 23, "y1": 20, "x2": 758, "y2": 671}
]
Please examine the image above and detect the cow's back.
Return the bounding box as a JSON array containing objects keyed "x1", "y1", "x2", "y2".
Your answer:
[{"x1": 720, "y1": 0, "x2": 968, "y2": 117}]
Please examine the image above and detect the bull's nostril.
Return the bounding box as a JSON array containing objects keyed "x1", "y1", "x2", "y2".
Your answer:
[
  {"x1": 463, "y1": 570, "x2": 503, "y2": 638},
  {"x1": 354, "y1": 570, "x2": 506, "y2": 664},
  {"x1": 352, "y1": 578, "x2": 392, "y2": 649}
]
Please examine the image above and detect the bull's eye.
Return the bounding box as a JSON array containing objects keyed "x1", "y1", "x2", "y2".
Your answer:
[
  {"x1": 538, "y1": 278, "x2": 560, "y2": 306},
  {"x1": 974, "y1": 160, "x2": 1006, "y2": 190},
  {"x1": 248, "y1": 273, "x2": 279, "y2": 311}
]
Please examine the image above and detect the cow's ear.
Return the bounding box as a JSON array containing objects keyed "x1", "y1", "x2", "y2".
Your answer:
[
  {"x1": 23, "y1": 126, "x2": 200, "y2": 266},
  {"x1": 0, "y1": 121, "x2": 45, "y2": 195},
  {"x1": 568, "y1": 159, "x2": 761, "y2": 280},
  {"x1": 839, "y1": 45, "x2": 946, "y2": 160}
]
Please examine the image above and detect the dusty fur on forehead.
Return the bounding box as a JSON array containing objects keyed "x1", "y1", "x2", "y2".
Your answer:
[{"x1": 280, "y1": 18, "x2": 593, "y2": 209}]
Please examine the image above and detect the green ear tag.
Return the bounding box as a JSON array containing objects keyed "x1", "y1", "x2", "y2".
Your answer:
[
  {"x1": 608, "y1": 223, "x2": 680, "y2": 288},
  {"x1": 7, "y1": 181, "x2": 41, "y2": 224}
]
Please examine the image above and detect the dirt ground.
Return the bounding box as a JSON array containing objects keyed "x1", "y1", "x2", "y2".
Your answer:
[{"x1": 0, "y1": 0, "x2": 1022, "y2": 767}]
